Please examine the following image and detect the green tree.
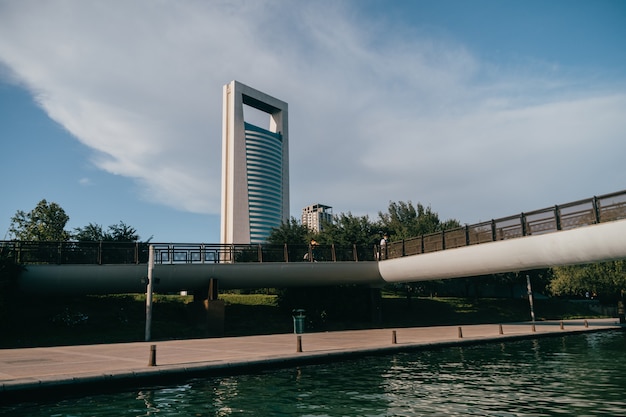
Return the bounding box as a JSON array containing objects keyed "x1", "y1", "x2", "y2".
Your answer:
[
  {"x1": 73, "y1": 221, "x2": 144, "y2": 242},
  {"x1": 105, "y1": 221, "x2": 140, "y2": 242},
  {"x1": 549, "y1": 261, "x2": 626, "y2": 301},
  {"x1": 317, "y1": 212, "x2": 378, "y2": 246},
  {"x1": 377, "y1": 201, "x2": 461, "y2": 240},
  {"x1": 267, "y1": 217, "x2": 310, "y2": 245},
  {"x1": 73, "y1": 223, "x2": 105, "y2": 241},
  {"x1": 9, "y1": 199, "x2": 70, "y2": 241}
]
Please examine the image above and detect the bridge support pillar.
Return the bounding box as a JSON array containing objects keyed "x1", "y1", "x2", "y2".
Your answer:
[{"x1": 193, "y1": 278, "x2": 225, "y2": 337}]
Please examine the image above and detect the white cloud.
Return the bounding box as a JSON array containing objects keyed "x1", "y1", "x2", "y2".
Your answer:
[
  {"x1": 78, "y1": 177, "x2": 92, "y2": 186},
  {"x1": 0, "y1": 0, "x2": 624, "y2": 225}
]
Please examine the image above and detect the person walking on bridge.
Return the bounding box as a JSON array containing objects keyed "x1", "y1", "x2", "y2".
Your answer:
[{"x1": 379, "y1": 234, "x2": 388, "y2": 260}]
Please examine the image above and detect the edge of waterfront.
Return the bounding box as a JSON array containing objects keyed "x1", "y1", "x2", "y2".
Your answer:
[{"x1": 0, "y1": 318, "x2": 622, "y2": 404}]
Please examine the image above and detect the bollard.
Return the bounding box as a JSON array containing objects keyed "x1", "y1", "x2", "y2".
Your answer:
[
  {"x1": 560, "y1": 320, "x2": 564, "y2": 330},
  {"x1": 458, "y1": 326, "x2": 463, "y2": 339},
  {"x1": 584, "y1": 319, "x2": 589, "y2": 328},
  {"x1": 392, "y1": 330, "x2": 397, "y2": 344},
  {"x1": 296, "y1": 335, "x2": 303, "y2": 353},
  {"x1": 499, "y1": 324, "x2": 503, "y2": 335},
  {"x1": 148, "y1": 344, "x2": 157, "y2": 367},
  {"x1": 531, "y1": 324, "x2": 536, "y2": 332}
]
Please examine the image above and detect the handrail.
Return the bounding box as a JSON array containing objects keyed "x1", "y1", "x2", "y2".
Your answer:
[
  {"x1": 385, "y1": 189, "x2": 626, "y2": 259},
  {"x1": 0, "y1": 241, "x2": 376, "y2": 265},
  {"x1": 2, "y1": 189, "x2": 626, "y2": 265}
]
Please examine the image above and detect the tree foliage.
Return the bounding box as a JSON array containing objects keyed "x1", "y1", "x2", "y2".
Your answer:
[
  {"x1": 317, "y1": 212, "x2": 378, "y2": 246},
  {"x1": 549, "y1": 261, "x2": 626, "y2": 301},
  {"x1": 8, "y1": 200, "x2": 144, "y2": 243},
  {"x1": 377, "y1": 201, "x2": 461, "y2": 241},
  {"x1": 73, "y1": 221, "x2": 140, "y2": 242},
  {"x1": 268, "y1": 201, "x2": 461, "y2": 248},
  {"x1": 9, "y1": 199, "x2": 70, "y2": 241},
  {"x1": 267, "y1": 217, "x2": 311, "y2": 245},
  {"x1": 73, "y1": 223, "x2": 105, "y2": 241}
]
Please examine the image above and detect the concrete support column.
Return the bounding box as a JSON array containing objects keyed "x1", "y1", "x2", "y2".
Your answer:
[
  {"x1": 205, "y1": 278, "x2": 225, "y2": 336},
  {"x1": 208, "y1": 277, "x2": 219, "y2": 301},
  {"x1": 193, "y1": 278, "x2": 225, "y2": 336}
]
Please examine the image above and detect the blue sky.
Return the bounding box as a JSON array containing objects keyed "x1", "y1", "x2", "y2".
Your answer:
[{"x1": 1, "y1": 0, "x2": 625, "y2": 243}]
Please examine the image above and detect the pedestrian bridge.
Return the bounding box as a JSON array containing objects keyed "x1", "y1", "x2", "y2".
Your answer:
[{"x1": 4, "y1": 190, "x2": 626, "y2": 295}]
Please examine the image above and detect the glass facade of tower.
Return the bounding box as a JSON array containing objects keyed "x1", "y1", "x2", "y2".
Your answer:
[{"x1": 244, "y1": 122, "x2": 284, "y2": 243}]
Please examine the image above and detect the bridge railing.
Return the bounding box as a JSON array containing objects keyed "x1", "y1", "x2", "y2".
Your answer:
[
  {"x1": 150, "y1": 243, "x2": 376, "y2": 264},
  {"x1": 3, "y1": 190, "x2": 625, "y2": 265},
  {"x1": 0, "y1": 240, "x2": 151, "y2": 265},
  {"x1": 0, "y1": 240, "x2": 377, "y2": 265},
  {"x1": 385, "y1": 189, "x2": 626, "y2": 259}
]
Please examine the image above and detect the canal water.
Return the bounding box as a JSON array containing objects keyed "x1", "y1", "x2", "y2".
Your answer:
[{"x1": 3, "y1": 331, "x2": 626, "y2": 416}]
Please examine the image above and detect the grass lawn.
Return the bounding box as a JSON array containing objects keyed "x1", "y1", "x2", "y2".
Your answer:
[{"x1": 0, "y1": 292, "x2": 610, "y2": 348}]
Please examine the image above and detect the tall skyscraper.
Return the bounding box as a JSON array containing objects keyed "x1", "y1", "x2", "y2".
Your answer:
[
  {"x1": 302, "y1": 204, "x2": 333, "y2": 233},
  {"x1": 221, "y1": 81, "x2": 289, "y2": 244}
]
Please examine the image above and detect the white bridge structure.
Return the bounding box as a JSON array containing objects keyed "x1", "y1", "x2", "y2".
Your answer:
[{"x1": 5, "y1": 190, "x2": 626, "y2": 295}]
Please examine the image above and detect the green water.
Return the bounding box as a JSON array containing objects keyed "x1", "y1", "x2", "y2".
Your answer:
[{"x1": 4, "y1": 331, "x2": 626, "y2": 416}]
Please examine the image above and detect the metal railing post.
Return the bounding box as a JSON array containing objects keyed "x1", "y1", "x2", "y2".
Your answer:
[
  {"x1": 554, "y1": 205, "x2": 562, "y2": 230},
  {"x1": 592, "y1": 196, "x2": 601, "y2": 223},
  {"x1": 521, "y1": 213, "x2": 528, "y2": 236},
  {"x1": 284, "y1": 243, "x2": 289, "y2": 262}
]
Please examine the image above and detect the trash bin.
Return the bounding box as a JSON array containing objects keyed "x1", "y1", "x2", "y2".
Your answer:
[{"x1": 292, "y1": 309, "x2": 306, "y2": 334}]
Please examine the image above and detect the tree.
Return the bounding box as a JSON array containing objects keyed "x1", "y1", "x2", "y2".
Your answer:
[
  {"x1": 377, "y1": 201, "x2": 461, "y2": 241},
  {"x1": 267, "y1": 217, "x2": 311, "y2": 245},
  {"x1": 105, "y1": 221, "x2": 140, "y2": 242},
  {"x1": 9, "y1": 199, "x2": 70, "y2": 241},
  {"x1": 73, "y1": 223, "x2": 105, "y2": 241},
  {"x1": 73, "y1": 221, "x2": 142, "y2": 242},
  {"x1": 549, "y1": 261, "x2": 626, "y2": 301},
  {"x1": 317, "y1": 212, "x2": 378, "y2": 246}
]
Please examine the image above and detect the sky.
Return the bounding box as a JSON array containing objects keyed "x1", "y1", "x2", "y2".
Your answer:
[{"x1": 0, "y1": 0, "x2": 625, "y2": 243}]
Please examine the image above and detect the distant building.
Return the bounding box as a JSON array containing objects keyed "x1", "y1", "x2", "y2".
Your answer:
[
  {"x1": 302, "y1": 204, "x2": 333, "y2": 233},
  {"x1": 221, "y1": 80, "x2": 289, "y2": 244}
]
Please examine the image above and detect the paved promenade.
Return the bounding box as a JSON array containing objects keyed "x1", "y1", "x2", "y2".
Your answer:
[{"x1": 0, "y1": 318, "x2": 621, "y2": 401}]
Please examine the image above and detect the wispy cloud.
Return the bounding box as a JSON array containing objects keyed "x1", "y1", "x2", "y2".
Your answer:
[
  {"x1": 78, "y1": 177, "x2": 92, "y2": 187},
  {"x1": 0, "y1": 1, "x2": 624, "y2": 224}
]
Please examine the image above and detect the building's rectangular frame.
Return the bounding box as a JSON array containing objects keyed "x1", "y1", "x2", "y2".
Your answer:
[{"x1": 221, "y1": 80, "x2": 289, "y2": 244}]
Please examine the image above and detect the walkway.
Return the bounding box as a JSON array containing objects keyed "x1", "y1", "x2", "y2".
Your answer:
[{"x1": 0, "y1": 318, "x2": 621, "y2": 402}]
